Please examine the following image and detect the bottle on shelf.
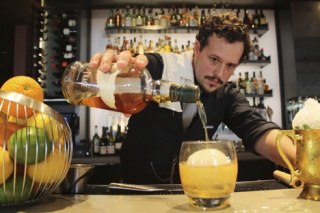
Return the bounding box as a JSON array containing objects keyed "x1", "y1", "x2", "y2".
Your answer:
[
  {"x1": 257, "y1": 97, "x2": 268, "y2": 120},
  {"x1": 115, "y1": 124, "x2": 124, "y2": 153},
  {"x1": 237, "y1": 72, "x2": 245, "y2": 94},
  {"x1": 136, "y1": 8, "x2": 143, "y2": 26},
  {"x1": 252, "y1": 7, "x2": 260, "y2": 28},
  {"x1": 145, "y1": 9, "x2": 154, "y2": 26},
  {"x1": 200, "y1": 9, "x2": 206, "y2": 25},
  {"x1": 243, "y1": 9, "x2": 251, "y2": 27},
  {"x1": 244, "y1": 72, "x2": 252, "y2": 94},
  {"x1": 114, "y1": 8, "x2": 121, "y2": 27},
  {"x1": 257, "y1": 71, "x2": 264, "y2": 95},
  {"x1": 99, "y1": 126, "x2": 108, "y2": 155},
  {"x1": 250, "y1": 71, "x2": 258, "y2": 94},
  {"x1": 131, "y1": 6, "x2": 137, "y2": 27},
  {"x1": 259, "y1": 8, "x2": 267, "y2": 26},
  {"x1": 124, "y1": 6, "x2": 132, "y2": 27},
  {"x1": 107, "y1": 126, "x2": 115, "y2": 155},
  {"x1": 92, "y1": 125, "x2": 100, "y2": 156},
  {"x1": 106, "y1": 10, "x2": 115, "y2": 27},
  {"x1": 62, "y1": 61, "x2": 200, "y2": 114}
]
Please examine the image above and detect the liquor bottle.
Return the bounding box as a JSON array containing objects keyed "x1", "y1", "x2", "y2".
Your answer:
[
  {"x1": 131, "y1": 6, "x2": 137, "y2": 27},
  {"x1": 121, "y1": 9, "x2": 126, "y2": 27},
  {"x1": 257, "y1": 97, "x2": 268, "y2": 120},
  {"x1": 121, "y1": 36, "x2": 127, "y2": 52},
  {"x1": 243, "y1": 9, "x2": 251, "y2": 27},
  {"x1": 136, "y1": 8, "x2": 143, "y2": 26},
  {"x1": 252, "y1": 8, "x2": 260, "y2": 28},
  {"x1": 106, "y1": 10, "x2": 115, "y2": 27},
  {"x1": 257, "y1": 71, "x2": 264, "y2": 95},
  {"x1": 124, "y1": 6, "x2": 131, "y2": 27},
  {"x1": 244, "y1": 72, "x2": 252, "y2": 94},
  {"x1": 107, "y1": 126, "x2": 115, "y2": 155},
  {"x1": 252, "y1": 97, "x2": 257, "y2": 110},
  {"x1": 250, "y1": 71, "x2": 258, "y2": 94},
  {"x1": 200, "y1": 9, "x2": 206, "y2": 25},
  {"x1": 92, "y1": 125, "x2": 100, "y2": 156},
  {"x1": 259, "y1": 8, "x2": 267, "y2": 26},
  {"x1": 141, "y1": 7, "x2": 147, "y2": 26},
  {"x1": 160, "y1": 9, "x2": 167, "y2": 27},
  {"x1": 115, "y1": 124, "x2": 124, "y2": 153},
  {"x1": 62, "y1": 61, "x2": 201, "y2": 114},
  {"x1": 170, "y1": 5, "x2": 178, "y2": 26},
  {"x1": 154, "y1": 12, "x2": 160, "y2": 26},
  {"x1": 237, "y1": 72, "x2": 245, "y2": 94},
  {"x1": 114, "y1": 8, "x2": 121, "y2": 27},
  {"x1": 146, "y1": 9, "x2": 154, "y2": 26},
  {"x1": 259, "y1": 48, "x2": 267, "y2": 60},
  {"x1": 99, "y1": 126, "x2": 108, "y2": 155}
]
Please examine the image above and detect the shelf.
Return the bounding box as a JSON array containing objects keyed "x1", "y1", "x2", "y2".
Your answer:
[
  {"x1": 105, "y1": 25, "x2": 199, "y2": 33},
  {"x1": 105, "y1": 25, "x2": 268, "y2": 36},
  {"x1": 248, "y1": 25, "x2": 269, "y2": 37},
  {"x1": 245, "y1": 93, "x2": 272, "y2": 98},
  {"x1": 240, "y1": 59, "x2": 271, "y2": 68}
]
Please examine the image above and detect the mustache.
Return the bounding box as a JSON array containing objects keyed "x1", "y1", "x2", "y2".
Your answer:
[{"x1": 204, "y1": 75, "x2": 224, "y2": 84}]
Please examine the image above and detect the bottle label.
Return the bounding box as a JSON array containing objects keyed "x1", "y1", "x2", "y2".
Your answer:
[
  {"x1": 93, "y1": 138, "x2": 100, "y2": 153},
  {"x1": 96, "y1": 64, "x2": 121, "y2": 109},
  {"x1": 115, "y1": 142, "x2": 122, "y2": 150},
  {"x1": 107, "y1": 145, "x2": 115, "y2": 154},
  {"x1": 100, "y1": 146, "x2": 107, "y2": 155}
]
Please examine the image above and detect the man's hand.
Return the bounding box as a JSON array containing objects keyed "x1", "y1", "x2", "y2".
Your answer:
[{"x1": 89, "y1": 50, "x2": 148, "y2": 73}]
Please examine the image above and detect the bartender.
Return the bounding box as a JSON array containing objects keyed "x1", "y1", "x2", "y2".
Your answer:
[{"x1": 89, "y1": 12, "x2": 295, "y2": 184}]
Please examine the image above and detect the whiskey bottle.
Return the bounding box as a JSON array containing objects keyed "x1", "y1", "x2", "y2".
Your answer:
[{"x1": 62, "y1": 61, "x2": 201, "y2": 114}]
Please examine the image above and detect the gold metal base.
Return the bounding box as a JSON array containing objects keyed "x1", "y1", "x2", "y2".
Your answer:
[{"x1": 299, "y1": 184, "x2": 320, "y2": 201}]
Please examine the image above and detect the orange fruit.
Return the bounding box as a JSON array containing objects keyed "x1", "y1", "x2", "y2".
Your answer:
[
  {"x1": 0, "y1": 76, "x2": 44, "y2": 118},
  {"x1": 0, "y1": 122, "x2": 23, "y2": 148}
]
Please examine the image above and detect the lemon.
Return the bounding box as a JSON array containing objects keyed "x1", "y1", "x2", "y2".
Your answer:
[
  {"x1": 27, "y1": 112, "x2": 63, "y2": 145},
  {"x1": 8, "y1": 116, "x2": 28, "y2": 126},
  {"x1": 0, "y1": 147, "x2": 13, "y2": 184},
  {"x1": 27, "y1": 149, "x2": 68, "y2": 183}
]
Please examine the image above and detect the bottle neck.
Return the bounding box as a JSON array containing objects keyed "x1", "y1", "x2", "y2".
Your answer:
[{"x1": 150, "y1": 80, "x2": 200, "y2": 104}]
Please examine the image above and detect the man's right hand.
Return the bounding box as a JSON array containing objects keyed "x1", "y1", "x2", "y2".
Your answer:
[{"x1": 89, "y1": 50, "x2": 148, "y2": 73}]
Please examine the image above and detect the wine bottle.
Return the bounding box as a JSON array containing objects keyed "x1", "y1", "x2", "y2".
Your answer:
[
  {"x1": 115, "y1": 124, "x2": 123, "y2": 153},
  {"x1": 107, "y1": 126, "x2": 115, "y2": 155},
  {"x1": 99, "y1": 126, "x2": 108, "y2": 155},
  {"x1": 62, "y1": 61, "x2": 201, "y2": 114},
  {"x1": 92, "y1": 125, "x2": 100, "y2": 156}
]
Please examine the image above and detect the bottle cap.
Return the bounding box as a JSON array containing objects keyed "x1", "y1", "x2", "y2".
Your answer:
[{"x1": 171, "y1": 84, "x2": 200, "y2": 103}]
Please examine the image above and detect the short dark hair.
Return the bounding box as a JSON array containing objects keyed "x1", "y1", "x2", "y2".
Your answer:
[{"x1": 196, "y1": 12, "x2": 252, "y2": 62}]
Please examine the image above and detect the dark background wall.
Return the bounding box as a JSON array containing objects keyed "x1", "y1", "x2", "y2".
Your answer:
[
  {"x1": 0, "y1": 0, "x2": 41, "y2": 86},
  {"x1": 291, "y1": 1, "x2": 320, "y2": 98}
]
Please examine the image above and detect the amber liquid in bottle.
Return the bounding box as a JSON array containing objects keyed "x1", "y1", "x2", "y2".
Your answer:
[{"x1": 62, "y1": 61, "x2": 200, "y2": 114}]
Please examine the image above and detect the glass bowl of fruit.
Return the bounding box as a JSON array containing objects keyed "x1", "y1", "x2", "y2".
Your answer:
[{"x1": 0, "y1": 89, "x2": 73, "y2": 206}]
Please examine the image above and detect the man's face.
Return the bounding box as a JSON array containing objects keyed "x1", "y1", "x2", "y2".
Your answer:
[{"x1": 193, "y1": 34, "x2": 244, "y2": 93}]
